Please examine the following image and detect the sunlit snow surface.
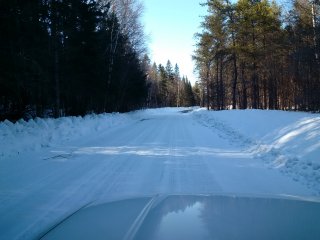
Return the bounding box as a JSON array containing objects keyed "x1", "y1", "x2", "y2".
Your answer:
[
  {"x1": 193, "y1": 109, "x2": 320, "y2": 193},
  {"x1": 0, "y1": 107, "x2": 320, "y2": 239}
]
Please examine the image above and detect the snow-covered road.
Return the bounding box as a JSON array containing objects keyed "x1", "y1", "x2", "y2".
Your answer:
[{"x1": 0, "y1": 108, "x2": 317, "y2": 239}]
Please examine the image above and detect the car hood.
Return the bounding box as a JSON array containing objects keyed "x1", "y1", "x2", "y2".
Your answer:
[{"x1": 41, "y1": 194, "x2": 320, "y2": 240}]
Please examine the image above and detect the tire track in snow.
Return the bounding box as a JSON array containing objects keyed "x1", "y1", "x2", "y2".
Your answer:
[
  {"x1": 192, "y1": 111, "x2": 254, "y2": 148},
  {"x1": 192, "y1": 110, "x2": 319, "y2": 196},
  {"x1": 3, "y1": 117, "x2": 150, "y2": 239},
  {"x1": 1, "y1": 108, "x2": 315, "y2": 240}
]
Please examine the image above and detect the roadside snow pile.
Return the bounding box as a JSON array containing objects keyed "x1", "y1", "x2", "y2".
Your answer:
[
  {"x1": 0, "y1": 108, "x2": 188, "y2": 160},
  {"x1": 1, "y1": 107, "x2": 319, "y2": 194},
  {"x1": 0, "y1": 113, "x2": 133, "y2": 159},
  {"x1": 193, "y1": 109, "x2": 320, "y2": 194}
]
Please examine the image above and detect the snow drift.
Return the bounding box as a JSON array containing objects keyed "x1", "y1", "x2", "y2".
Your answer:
[
  {"x1": 1, "y1": 108, "x2": 319, "y2": 194},
  {"x1": 193, "y1": 109, "x2": 320, "y2": 194},
  {"x1": 0, "y1": 113, "x2": 134, "y2": 159},
  {"x1": 1, "y1": 107, "x2": 320, "y2": 240}
]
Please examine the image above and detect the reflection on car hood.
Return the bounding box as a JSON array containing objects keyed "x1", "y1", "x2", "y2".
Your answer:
[{"x1": 41, "y1": 194, "x2": 320, "y2": 240}]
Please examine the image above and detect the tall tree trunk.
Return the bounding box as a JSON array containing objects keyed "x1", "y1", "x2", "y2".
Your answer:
[
  {"x1": 54, "y1": 48, "x2": 60, "y2": 117},
  {"x1": 240, "y1": 63, "x2": 247, "y2": 109},
  {"x1": 219, "y1": 56, "x2": 224, "y2": 110},
  {"x1": 232, "y1": 52, "x2": 238, "y2": 109},
  {"x1": 51, "y1": 0, "x2": 60, "y2": 118},
  {"x1": 226, "y1": 0, "x2": 238, "y2": 109},
  {"x1": 215, "y1": 59, "x2": 219, "y2": 110},
  {"x1": 206, "y1": 62, "x2": 211, "y2": 110},
  {"x1": 311, "y1": 2, "x2": 319, "y2": 61},
  {"x1": 106, "y1": 15, "x2": 120, "y2": 111}
]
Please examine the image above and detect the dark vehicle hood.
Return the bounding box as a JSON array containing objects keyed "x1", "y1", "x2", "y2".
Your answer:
[{"x1": 41, "y1": 194, "x2": 320, "y2": 240}]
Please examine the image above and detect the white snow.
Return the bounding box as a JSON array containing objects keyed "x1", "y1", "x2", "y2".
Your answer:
[
  {"x1": 193, "y1": 109, "x2": 320, "y2": 194},
  {"x1": 0, "y1": 113, "x2": 133, "y2": 158},
  {"x1": 0, "y1": 107, "x2": 319, "y2": 239}
]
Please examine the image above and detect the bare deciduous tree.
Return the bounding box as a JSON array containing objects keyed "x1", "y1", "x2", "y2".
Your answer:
[{"x1": 101, "y1": 0, "x2": 147, "y2": 56}]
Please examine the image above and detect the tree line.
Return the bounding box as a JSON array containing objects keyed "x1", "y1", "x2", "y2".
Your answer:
[
  {"x1": 0, "y1": 0, "x2": 148, "y2": 121},
  {"x1": 142, "y1": 57, "x2": 200, "y2": 108},
  {"x1": 194, "y1": 0, "x2": 320, "y2": 111}
]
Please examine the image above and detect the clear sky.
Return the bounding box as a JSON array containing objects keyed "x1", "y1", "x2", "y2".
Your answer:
[{"x1": 142, "y1": 0, "x2": 207, "y2": 84}]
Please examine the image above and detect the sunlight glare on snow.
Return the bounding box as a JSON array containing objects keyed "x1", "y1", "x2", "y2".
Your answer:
[{"x1": 73, "y1": 146, "x2": 252, "y2": 159}]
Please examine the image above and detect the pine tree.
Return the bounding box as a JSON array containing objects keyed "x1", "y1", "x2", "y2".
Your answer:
[
  {"x1": 0, "y1": 0, "x2": 148, "y2": 121},
  {"x1": 193, "y1": 0, "x2": 320, "y2": 111},
  {"x1": 174, "y1": 64, "x2": 181, "y2": 107}
]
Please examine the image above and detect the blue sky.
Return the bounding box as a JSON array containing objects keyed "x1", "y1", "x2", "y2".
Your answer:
[
  {"x1": 142, "y1": 0, "x2": 207, "y2": 83},
  {"x1": 142, "y1": 0, "x2": 289, "y2": 84}
]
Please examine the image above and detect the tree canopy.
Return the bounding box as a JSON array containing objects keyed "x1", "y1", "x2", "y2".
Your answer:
[
  {"x1": 194, "y1": 0, "x2": 320, "y2": 111},
  {"x1": 0, "y1": 0, "x2": 148, "y2": 121}
]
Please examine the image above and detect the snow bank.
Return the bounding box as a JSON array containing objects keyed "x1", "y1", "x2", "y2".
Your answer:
[
  {"x1": 1, "y1": 107, "x2": 319, "y2": 194},
  {"x1": 0, "y1": 113, "x2": 133, "y2": 159},
  {"x1": 0, "y1": 108, "x2": 194, "y2": 160},
  {"x1": 193, "y1": 109, "x2": 320, "y2": 194}
]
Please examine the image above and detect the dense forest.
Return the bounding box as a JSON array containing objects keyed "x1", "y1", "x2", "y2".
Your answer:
[
  {"x1": 194, "y1": 0, "x2": 320, "y2": 111},
  {"x1": 1, "y1": 0, "x2": 319, "y2": 122},
  {"x1": 0, "y1": 0, "x2": 148, "y2": 121},
  {"x1": 143, "y1": 57, "x2": 200, "y2": 108}
]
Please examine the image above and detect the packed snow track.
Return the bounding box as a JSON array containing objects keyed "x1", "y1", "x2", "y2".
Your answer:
[{"x1": 0, "y1": 108, "x2": 318, "y2": 239}]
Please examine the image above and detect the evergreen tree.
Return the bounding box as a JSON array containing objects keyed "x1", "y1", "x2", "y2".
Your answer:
[
  {"x1": 0, "y1": 0, "x2": 148, "y2": 121},
  {"x1": 144, "y1": 60, "x2": 198, "y2": 108},
  {"x1": 174, "y1": 64, "x2": 181, "y2": 107},
  {"x1": 194, "y1": 0, "x2": 320, "y2": 111}
]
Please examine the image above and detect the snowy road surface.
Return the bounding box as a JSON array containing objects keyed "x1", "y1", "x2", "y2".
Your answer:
[{"x1": 0, "y1": 108, "x2": 318, "y2": 239}]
